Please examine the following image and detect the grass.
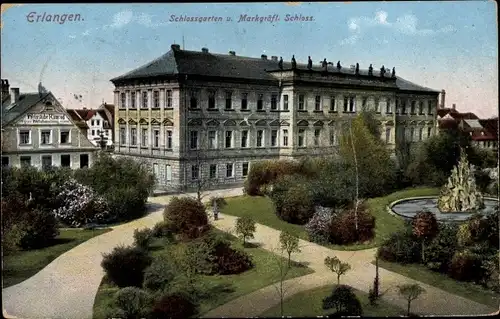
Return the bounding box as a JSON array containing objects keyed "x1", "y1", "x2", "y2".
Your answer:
[
  {"x1": 376, "y1": 259, "x2": 500, "y2": 309},
  {"x1": 260, "y1": 284, "x2": 406, "y2": 317},
  {"x1": 3, "y1": 228, "x2": 111, "y2": 288},
  {"x1": 221, "y1": 187, "x2": 440, "y2": 250},
  {"x1": 92, "y1": 229, "x2": 314, "y2": 318}
]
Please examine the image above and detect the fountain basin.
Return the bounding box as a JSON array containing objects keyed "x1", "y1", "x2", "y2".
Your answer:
[{"x1": 389, "y1": 196, "x2": 499, "y2": 223}]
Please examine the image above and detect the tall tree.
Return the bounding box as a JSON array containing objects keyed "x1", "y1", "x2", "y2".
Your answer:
[{"x1": 412, "y1": 211, "x2": 439, "y2": 262}]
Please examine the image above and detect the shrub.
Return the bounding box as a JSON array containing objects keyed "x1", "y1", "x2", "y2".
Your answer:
[
  {"x1": 112, "y1": 287, "x2": 153, "y2": 319},
  {"x1": 105, "y1": 187, "x2": 147, "y2": 222},
  {"x1": 244, "y1": 160, "x2": 304, "y2": 196},
  {"x1": 151, "y1": 221, "x2": 174, "y2": 239},
  {"x1": 322, "y1": 285, "x2": 363, "y2": 316},
  {"x1": 412, "y1": 211, "x2": 439, "y2": 262},
  {"x1": 329, "y1": 206, "x2": 375, "y2": 245},
  {"x1": 484, "y1": 208, "x2": 499, "y2": 249},
  {"x1": 150, "y1": 292, "x2": 198, "y2": 319},
  {"x1": 143, "y1": 258, "x2": 177, "y2": 291},
  {"x1": 163, "y1": 197, "x2": 208, "y2": 239},
  {"x1": 270, "y1": 174, "x2": 315, "y2": 225},
  {"x1": 474, "y1": 170, "x2": 492, "y2": 193},
  {"x1": 53, "y1": 178, "x2": 111, "y2": 227},
  {"x1": 133, "y1": 228, "x2": 153, "y2": 249},
  {"x1": 425, "y1": 223, "x2": 458, "y2": 272},
  {"x1": 20, "y1": 208, "x2": 59, "y2": 249},
  {"x1": 305, "y1": 207, "x2": 336, "y2": 244},
  {"x1": 378, "y1": 229, "x2": 421, "y2": 264},
  {"x1": 448, "y1": 249, "x2": 485, "y2": 283},
  {"x1": 101, "y1": 245, "x2": 153, "y2": 287},
  {"x1": 235, "y1": 217, "x2": 256, "y2": 245}
]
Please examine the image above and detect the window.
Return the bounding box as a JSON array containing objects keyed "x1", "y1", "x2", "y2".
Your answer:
[
  {"x1": 208, "y1": 91, "x2": 216, "y2": 109},
  {"x1": 418, "y1": 127, "x2": 423, "y2": 141},
  {"x1": 375, "y1": 99, "x2": 381, "y2": 113},
  {"x1": 225, "y1": 91, "x2": 232, "y2": 110},
  {"x1": 427, "y1": 127, "x2": 432, "y2": 137},
  {"x1": 92, "y1": 129, "x2": 95, "y2": 136},
  {"x1": 386, "y1": 99, "x2": 392, "y2": 114},
  {"x1": 241, "y1": 93, "x2": 248, "y2": 110},
  {"x1": 19, "y1": 130, "x2": 30, "y2": 145},
  {"x1": 271, "y1": 130, "x2": 278, "y2": 147},
  {"x1": 61, "y1": 154, "x2": 71, "y2": 167},
  {"x1": 209, "y1": 164, "x2": 217, "y2": 179},
  {"x1": 190, "y1": 93, "x2": 198, "y2": 109},
  {"x1": 165, "y1": 164, "x2": 172, "y2": 181},
  {"x1": 96, "y1": 120, "x2": 100, "y2": 126},
  {"x1": 343, "y1": 97, "x2": 348, "y2": 112},
  {"x1": 226, "y1": 163, "x2": 234, "y2": 178},
  {"x1": 120, "y1": 127, "x2": 126, "y2": 144},
  {"x1": 120, "y1": 93, "x2": 126, "y2": 108},
  {"x1": 153, "y1": 129, "x2": 160, "y2": 147},
  {"x1": 242, "y1": 162, "x2": 249, "y2": 177},
  {"x1": 225, "y1": 131, "x2": 233, "y2": 148},
  {"x1": 60, "y1": 130, "x2": 70, "y2": 144},
  {"x1": 411, "y1": 101, "x2": 416, "y2": 114},
  {"x1": 283, "y1": 95, "x2": 289, "y2": 110},
  {"x1": 191, "y1": 165, "x2": 199, "y2": 180},
  {"x1": 2, "y1": 156, "x2": 9, "y2": 167},
  {"x1": 402, "y1": 101, "x2": 407, "y2": 114},
  {"x1": 385, "y1": 128, "x2": 391, "y2": 143},
  {"x1": 166, "y1": 90, "x2": 172, "y2": 108},
  {"x1": 153, "y1": 163, "x2": 159, "y2": 177},
  {"x1": 298, "y1": 94, "x2": 305, "y2": 110},
  {"x1": 314, "y1": 129, "x2": 320, "y2": 146},
  {"x1": 141, "y1": 128, "x2": 148, "y2": 147},
  {"x1": 410, "y1": 128, "x2": 415, "y2": 142},
  {"x1": 42, "y1": 155, "x2": 52, "y2": 169},
  {"x1": 166, "y1": 130, "x2": 173, "y2": 149},
  {"x1": 330, "y1": 96, "x2": 336, "y2": 112},
  {"x1": 315, "y1": 95, "x2": 321, "y2": 111},
  {"x1": 329, "y1": 129, "x2": 336, "y2": 145},
  {"x1": 91, "y1": 120, "x2": 95, "y2": 126},
  {"x1": 298, "y1": 129, "x2": 305, "y2": 147},
  {"x1": 427, "y1": 101, "x2": 433, "y2": 115},
  {"x1": 41, "y1": 130, "x2": 52, "y2": 145},
  {"x1": 257, "y1": 94, "x2": 264, "y2": 110},
  {"x1": 241, "y1": 130, "x2": 249, "y2": 148},
  {"x1": 256, "y1": 130, "x2": 264, "y2": 147},
  {"x1": 362, "y1": 97, "x2": 368, "y2": 110},
  {"x1": 190, "y1": 131, "x2": 198, "y2": 149},
  {"x1": 130, "y1": 127, "x2": 137, "y2": 145},
  {"x1": 349, "y1": 97, "x2": 355, "y2": 112},
  {"x1": 142, "y1": 91, "x2": 148, "y2": 109},
  {"x1": 153, "y1": 91, "x2": 160, "y2": 108},
  {"x1": 419, "y1": 101, "x2": 424, "y2": 114},
  {"x1": 208, "y1": 131, "x2": 217, "y2": 149},
  {"x1": 271, "y1": 94, "x2": 278, "y2": 110},
  {"x1": 20, "y1": 156, "x2": 31, "y2": 167},
  {"x1": 131, "y1": 91, "x2": 136, "y2": 108},
  {"x1": 283, "y1": 129, "x2": 289, "y2": 146}
]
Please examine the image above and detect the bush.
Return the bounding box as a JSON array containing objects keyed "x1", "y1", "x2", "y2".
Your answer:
[
  {"x1": 270, "y1": 174, "x2": 315, "y2": 225},
  {"x1": 133, "y1": 228, "x2": 153, "y2": 249},
  {"x1": 329, "y1": 205, "x2": 375, "y2": 245},
  {"x1": 322, "y1": 284, "x2": 363, "y2": 316},
  {"x1": 235, "y1": 217, "x2": 256, "y2": 245},
  {"x1": 163, "y1": 197, "x2": 209, "y2": 239},
  {"x1": 425, "y1": 223, "x2": 458, "y2": 272},
  {"x1": 244, "y1": 160, "x2": 305, "y2": 196},
  {"x1": 378, "y1": 228, "x2": 421, "y2": 264},
  {"x1": 20, "y1": 208, "x2": 59, "y2": 249},
  {"x1": 150, "y1": 292, "x2": 198, "y2": 319},
  {"x1": 309, "y1": 161, "x2": 356, "y2": 208},
  {"x1": 53, "y1": 178, "x2": 111, "y2": 227},
  {"x1": 105, "y1": 187, "x2": 147, "y2": 222},
  {"x1": 143, "y1": 258, "x2": 177, "y2": 291},
  {"x1": 101, "y1": 245, "x2": 153, "y2": 287},
  {"x1": 112, "y1": 287, "x2": 153, "y2": 319},
  {"x1": 151, "y1": 221, "x2": 174, "y2": 239},
  {"x1": 474, "y1": 170, "x2": 492, "y2": 194},
  {"x1": 305, "y1": 207, "x2": 336, "y2": 244},
  {"x1": 448, "y1": 249, "x2": 485, "y2": 283}
]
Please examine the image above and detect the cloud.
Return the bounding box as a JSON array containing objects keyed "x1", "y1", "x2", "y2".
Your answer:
[
  {"x1": 104, "y1": 10, "x2": 169, "y2": 29},
  {"x1": 340, "y1": 10, "x2": 455, "y2": 45}
]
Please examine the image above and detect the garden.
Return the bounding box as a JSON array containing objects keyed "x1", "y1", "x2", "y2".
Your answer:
[
  {"x1": 2, "y1": 153, "x2": 156, "y2": 287},
  {"x1": 93, "y1": 196, "x2": 313, "y2": 318}
]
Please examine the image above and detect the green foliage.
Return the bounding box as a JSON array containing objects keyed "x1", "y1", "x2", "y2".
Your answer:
[
  {"x1": 101, "y1": 245, "x2": 153, "y2": 288},
  {"x1": 322, "y1": 285, "x2": 363, "y2": 316},
  {"x1": 329, "y1": 206, "x2": 376, "y2": 245},
  {"x1": 324, "y1": 256, "x2": 352, "y2": 285},
  {"x1": 448, "y1": 249, "x2": 485, "y2": 283},
  {"x1": 111, "y1": 287, "x2": 153, "y2": 319},
  {"x1": 133, "y1": 228, "x2": 153, "y2": 249},
  {"x1": 151, "y1": 221, "x2": 174, "y2": 239},
  {"x1": 309, "y1": 160, "x2": 356, "y2": 208},
  {"x1": 163, "y1": 197, "x2": 209, "y2": 240},
  {"x1": 377, "y1": 227, "x2": 421, "y2": 264},
  {"x1": 181, "y1": 240, "x2": 217, "y2": 278},
  {"x1": 425, "y1": 223, "x2": 459, "y2": 272},
  {"x1": 279, "y1": 231, "x2": 301, "y2": 267},
  {"x1": 235, "y1": 216, "x2": 256, "y2": 245},
  {"x1": 270, "y1": 174, "x2": 315, "y2": 225},
  {"x1": 20, "y1": 208, "x2": 60, "y2": 250},
  {"x1": 397, "y1": 283, "x2": 425, "y2": 316},
  {"x1": 143, "y1": 258, "x2": 178, "y2": 292}
]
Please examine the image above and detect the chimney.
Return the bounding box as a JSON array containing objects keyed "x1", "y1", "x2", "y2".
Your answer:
[
  {"x1": 261, "y1": 54, "x2": 268, "y2": 60},
  {"x1": 440, "y1": 89, "x2": 446, "y2": 109},
  {"x1": 201, "y1": 47, "x2": 209, "y2": 53},
  {"x1": 171, "y1": 44, "x2": 181, "y2": 51},
  {"x1": 1, "y1": 79, "x2": 9, "y2": 98},
  {"x1": 452, "y1": 103, "x2": 456, "y2": 110},
  {"x1": 229, "y1": 51, "x2": 236, "y2": 56},
  {"x1": 271, "y1": 56, "x2": 278, "y2": 61},
  {"x1": 10, "y1": 88, "x2": 20, "y2": 103}
]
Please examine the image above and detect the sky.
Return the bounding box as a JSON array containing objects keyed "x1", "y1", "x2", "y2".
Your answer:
[{"x1": 1, "y1": 2, "x2": 498, "y2": 118}]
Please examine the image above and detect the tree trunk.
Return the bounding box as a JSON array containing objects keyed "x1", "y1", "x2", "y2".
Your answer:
[
  {"x1": 288, "y1": 252, "x2": 291, "y2": 268},
  {"x1": 421, "y1": 240, "x2": 425, "y2": 263},
  {"x1": 337, "y1": 274, "x2": 340, "y2": 285},
  {"x1": 407, "y1": 300, "x2": 411, "y2": 316},
  {"x1": 349, "y1": 121, "x2": 359, "y2": 231}
]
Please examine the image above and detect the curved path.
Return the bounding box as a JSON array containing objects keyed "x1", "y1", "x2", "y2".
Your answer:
[{"x1": 3, "y1": 188, "x2": 498, "y2": 318}]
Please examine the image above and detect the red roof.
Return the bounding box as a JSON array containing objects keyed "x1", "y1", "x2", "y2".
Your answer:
[{"x1": 437, "y1": 108, "x2": 459, "y2": 118}]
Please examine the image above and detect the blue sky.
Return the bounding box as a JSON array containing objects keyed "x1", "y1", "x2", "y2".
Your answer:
[{"x1": 1, "y1": 2, "x2": 498, "y2": 117}]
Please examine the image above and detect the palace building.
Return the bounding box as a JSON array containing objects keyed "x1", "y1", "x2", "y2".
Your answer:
[{"x1": 110, "y1": 44, "x2": 440, "y2": 191}]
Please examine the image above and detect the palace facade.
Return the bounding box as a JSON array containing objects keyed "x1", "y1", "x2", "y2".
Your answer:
[{"x1": 110, "y1": 44, "x2": 440, "y2": 191}]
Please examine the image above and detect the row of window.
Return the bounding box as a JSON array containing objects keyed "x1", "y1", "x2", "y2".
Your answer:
[
  {"x1": 119, "y1": 127, "x2": 170, "y2": 148},
  {"x1": 2, "y1": 154, "x2": 90, "y2": 168},
  {"x1": 18, "y1": 129, "x2": 71, "y2": 146},
  {"x1": 90, "y1": 119, "x2": 108, "y2": 126},
  {"x1": 120, "y1": 90, "x2": 172, "y2": 109},
  {"x1": 402, "y1": 127, "x2": 433, "y2": 142},
  {"x1": 190, "y1": 162, "x2": 249, "y2": 180}
]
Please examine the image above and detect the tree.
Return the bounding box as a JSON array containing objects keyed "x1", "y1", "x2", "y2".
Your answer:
[
  {"x1": 397, "y1": 283, "x2": 425, "y2": 316},
  {"x1": 412, "y1": 211, "x2": 439, "y2": 262},
  {"x1": 279, "y1": 231, "x2": 301, "y2": 268},
  {"x1": 324, "y1": 256, "x2": 351, "y2": 285},
  {"x1": 322, "y1": 284, "x2": 363, "y2": 316},
  {"x1": 235, "y1": 217, "x2": 256, "y2": 246},
  {"x1": 369, "y1": 256, "x2": 381, "y2": 305}
]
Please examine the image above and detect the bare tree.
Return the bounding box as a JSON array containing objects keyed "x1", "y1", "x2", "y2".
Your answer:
[
  {"x1": 271, "y1": 246, "x2": 293, "y2": 317},
  {"x1": 348, "y1": 118, "x2": 360, "y2": 231},
  {"x1": 324, "y1": 256, "x2": 351, "y2": 285},
  {"x1": 397, "y1": 283, "x2": 425, "y2": 316}
]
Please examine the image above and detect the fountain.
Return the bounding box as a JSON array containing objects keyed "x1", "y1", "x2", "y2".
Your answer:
[{"x1": 390, "y1": 149, "x2": 498, "y2": 223}]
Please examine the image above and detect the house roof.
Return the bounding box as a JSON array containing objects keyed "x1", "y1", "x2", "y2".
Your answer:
[
  {"x1": 437, "y1": 108, "x2": 459, "y2": 118},
  {"x1": 111, "y1": 47, "x2": 439, "y2": 93},
  {"x1": 65, "y1": 109, "x2": 89, "y2": 129},
  {"x1": 462, "y1": 119, "x2": 483, "y2": 129},
  {"x1": 450, "y1": 112, "x2": 479, "y2": 120},
  {"x1": 1, "y1": 92, "x2": 52, "y2": 127}
]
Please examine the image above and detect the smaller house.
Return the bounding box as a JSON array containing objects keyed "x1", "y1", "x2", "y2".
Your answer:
[{"x1": 66, "y1": 103, "x2": 114, "y2": 148}]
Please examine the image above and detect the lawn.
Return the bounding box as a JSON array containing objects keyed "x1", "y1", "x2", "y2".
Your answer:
[
  {"x1": 93, "y1": 230, "x2": 314, "y2": 318},
  {"x1": 260, "y1": 284, "x2": 406, "y2": 317},
  {"x1": 376, "y1": 259, "x2": 500, "y2": 309},
  {"x1": 221, "y1": 187, "x2": 440, "y2": 250},
  {"x1": 3, "y1": 228, "x2": 111, "y2": 288}
]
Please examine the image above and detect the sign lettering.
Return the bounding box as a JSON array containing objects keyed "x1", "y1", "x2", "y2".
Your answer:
[{"x1": 19, "y1": 113, "x2": 72, "y2": 125}]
